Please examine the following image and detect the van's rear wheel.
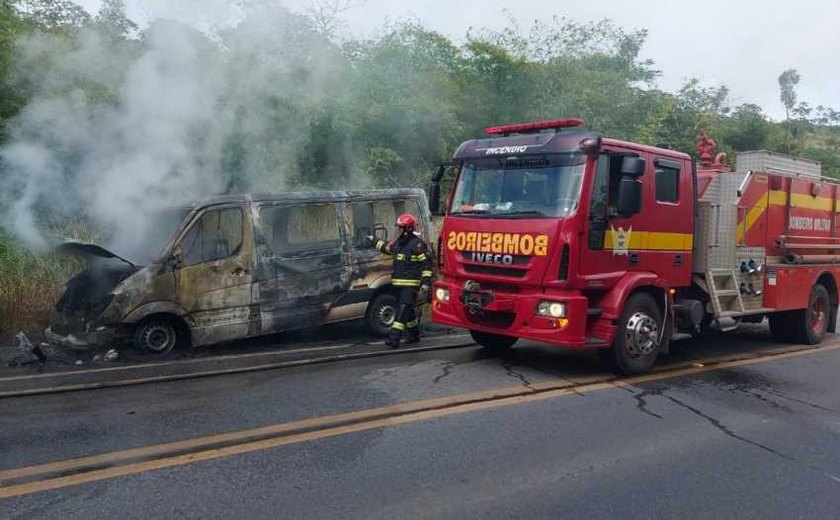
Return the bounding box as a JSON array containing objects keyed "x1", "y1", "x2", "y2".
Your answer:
[
  {"x1": 366, "y1": 292, "x2": 398, "y2": 338},
  {"x1": 606, "y1": 293, "x2": 662, "y2": 375},
  {"x1": 470, "y1": 330, "x2": 518, "y2": 351},
  {"x1": 134, "y1": 319, "x2": 177, "y2": 355}
]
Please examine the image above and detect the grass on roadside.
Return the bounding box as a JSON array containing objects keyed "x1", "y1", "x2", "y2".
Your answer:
[{"x1": 0, "y1": 233, "x2": 83, "y2": 344}]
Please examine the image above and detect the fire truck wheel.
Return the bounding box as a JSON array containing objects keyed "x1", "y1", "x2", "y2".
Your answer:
[
  {"x1": 134, "y1": 318, "x2": 178, "y2": 355},
  {"x1": 798, "y1": 284, "x2": 830, "y2": 345},
  {"x1": 366, "y1": 292, "x2": 398, "y2": 338},
  {"x1": 608, "y1": 292, "x2": 662, "y2": 375},
  {"x1": 470, "y1": 330, "x2": 518, "y2": 351}
]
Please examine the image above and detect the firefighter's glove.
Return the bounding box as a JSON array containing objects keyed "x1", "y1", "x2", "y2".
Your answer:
[{"x1": 418, "y1": 284, "x2": 431, "y2": 303}]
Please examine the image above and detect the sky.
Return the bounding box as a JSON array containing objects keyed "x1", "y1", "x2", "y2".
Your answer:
[{"x1": 77, "y1": 0, "x2": 840, "y2": 121}]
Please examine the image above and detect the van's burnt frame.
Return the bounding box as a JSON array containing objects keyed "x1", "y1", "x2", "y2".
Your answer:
[{"x1": 47, "y1": 189, "x2": 433, "y2": 352}]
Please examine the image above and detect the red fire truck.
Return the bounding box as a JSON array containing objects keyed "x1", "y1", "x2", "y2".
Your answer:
[{"x1": 429, "y1": 118, "x2": 839, "y2": 374}]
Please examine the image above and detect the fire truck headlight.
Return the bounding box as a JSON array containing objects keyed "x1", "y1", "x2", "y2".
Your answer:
[
  {"x1": 537, "y1": 301, "x2": 566, "y2": 318},
  {"x1": 435, "y1": 287, "x2": 450, "y2": 303}
]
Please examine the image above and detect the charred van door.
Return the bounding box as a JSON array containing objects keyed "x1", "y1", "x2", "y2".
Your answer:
[
  {"x1": 254, "y1": 202, "x2": 350, "y2": 331},
  {"x1": 175, "y1": 204, "x2": 254, "y2": 346}
]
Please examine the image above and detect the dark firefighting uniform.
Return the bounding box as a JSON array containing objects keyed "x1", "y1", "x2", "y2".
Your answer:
[{"x1": 375, "y1": 232, "x2": 434, "y2": 344}]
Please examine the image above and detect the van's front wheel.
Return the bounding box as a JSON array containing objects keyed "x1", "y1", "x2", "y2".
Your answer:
[
  {"x1": 366, "y1": 292, "x2": 398, "y2": 338},
  {"x1": 134, "y1": 319, "x2": 178, "y2": 355}
]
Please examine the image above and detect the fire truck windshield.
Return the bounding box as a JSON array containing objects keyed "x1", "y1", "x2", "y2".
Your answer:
[{"x1": 450, "y1": 153, "x2": 585, "y2": 218}]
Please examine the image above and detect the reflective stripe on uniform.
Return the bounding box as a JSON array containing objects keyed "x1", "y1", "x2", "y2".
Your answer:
[
  {"x1": 395, "y1": 254, "x2": 406, "y2": 260},
  {"x1": 375, "y1": 240, "x2": 385, "y2": 250},
  {"x1": 410, "y1": 254, "x2": 427, "y2": 262},
  {"x1": 406, "y1": 319, "x2": 419, "y2": 328},
  {"x1": 392, "y1": 279, "x2": 421, "y2": 287},
  {"x1": 421, "y1": 270, "x2": 433, "y2": 278},
  {"x1": 391, "y1": 321, "x2": 406, "y2": 331}
]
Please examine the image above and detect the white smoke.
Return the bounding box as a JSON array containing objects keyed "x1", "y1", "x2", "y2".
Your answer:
[{"x1": 0, "y1": 2, "x2": 352, "y2": 260}]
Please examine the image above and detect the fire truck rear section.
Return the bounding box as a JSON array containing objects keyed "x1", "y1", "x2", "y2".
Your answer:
[{"x1": 430, "y1": 119, "x2": 839, "y2": 375}]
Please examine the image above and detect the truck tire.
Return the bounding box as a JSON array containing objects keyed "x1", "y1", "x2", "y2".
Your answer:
[
  {"x1": 606, "y1": 292, "x2": 663, "y2": 375},
  {"x1": 768, "y1": 312, "x2": 797, "y2": 342},
  {"x1": 470, "y1": 330, "x2": 518, "y2": 351},
  {"x1": 134, "y1": 318, "x2": 178, "y2": 355},
  {"x1": 366, "y1": 292, "x2": 398, "y2": 338},
  {"x1": 796, "y1": 284, "x2": 830, "y2": 344}
]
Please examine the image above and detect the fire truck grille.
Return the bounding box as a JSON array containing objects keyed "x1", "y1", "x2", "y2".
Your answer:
[
  {"x1": 466, "y1": 310, "x2": 516, "y2": 328},
  {"x1": 463, "y1": 264, "x2": 527, "y2": 278}
]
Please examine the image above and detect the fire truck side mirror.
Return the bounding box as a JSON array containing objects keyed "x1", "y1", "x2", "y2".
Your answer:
[
  {"x1": 620, "y1": 156, "x2": 645, "y2": 176},
  {"x1": 617, "y1": 177, "x2": 642, "y2": 216}
]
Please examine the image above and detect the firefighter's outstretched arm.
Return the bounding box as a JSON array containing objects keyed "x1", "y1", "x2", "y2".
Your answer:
[{"x1": 366, "y1": 235, "x2": 395, "y2": 256}]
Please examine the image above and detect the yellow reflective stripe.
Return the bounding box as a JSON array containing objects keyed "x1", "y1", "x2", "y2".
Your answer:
[
  {"x1": 392, "y1": 279, "x2": 421, "y2": 287},
  {"x1": 421, "y1": 270, "x2": 433, "y2": 278},
  {"x1": 603, "y1": 231, "x2": 693, "y2": 252},
  {"x1": 410, "y1": 254, "x2": 427, "y2": 262},
  {"x1": 395, "y1": 254, "x2": 406, "y2": 260},
  {"x1": 375, "y1": 240, "x2": 385, "y2": 250},
  {"x1": 391, "y1": 322, "x2": 405, "y2": 331},
  {"x1": 406, "y1": 319, "x2": 419, "y2": 328}
]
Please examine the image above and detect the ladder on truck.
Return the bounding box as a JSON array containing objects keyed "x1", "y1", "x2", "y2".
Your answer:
[{"x1": 704, "y1": 269, "x2": 745, "y2": 318}]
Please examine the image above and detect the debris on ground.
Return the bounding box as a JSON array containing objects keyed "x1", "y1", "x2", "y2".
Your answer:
[
  {"x1": 7, "y1": 332, "x2": 47, "y2": 366},
  {"x1": 104, "y1": 349, "x2": 119, "y2": 361}
]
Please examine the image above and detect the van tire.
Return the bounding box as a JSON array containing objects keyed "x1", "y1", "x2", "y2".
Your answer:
[
  {"x1": 366, "y1": 292, "x2": 398, "y2": 338},
  {"x1": 606, "y1": 292, "x2": 662, "y2": 376},
  {"x1": 470, "y1": 330, "x2": 518, "y2": 351},
  {"x1": 134, "y1": 318, "x2": 178, "y2": 355}
]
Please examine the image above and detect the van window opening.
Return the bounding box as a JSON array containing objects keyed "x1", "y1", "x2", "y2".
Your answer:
[{"x1": 182, "y1": 207, "x2": 243, "y2": 266}]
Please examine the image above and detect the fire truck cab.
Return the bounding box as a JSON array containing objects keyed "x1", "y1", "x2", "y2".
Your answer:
[{"x1": 430, "y1": 118, "x2": 838, "y2": 375}]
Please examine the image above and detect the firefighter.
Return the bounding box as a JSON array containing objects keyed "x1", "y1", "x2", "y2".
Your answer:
[{"x1": 367, "y1": 213, "x2": 434, "y2": 348}]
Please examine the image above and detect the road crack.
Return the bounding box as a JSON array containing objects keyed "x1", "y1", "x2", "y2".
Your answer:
[
  {"x1": 501, "y1": 360, "x2": 536, "y2": 391},
  {"x1": 663, "y1": 394, "x2": 840, "y2": 485},
  {"x1": 433, "y1": 361, "x2": 455, "y2": 384},
  {"x1": 618, "y1": 385, "x2": 663, "y2": 419}
]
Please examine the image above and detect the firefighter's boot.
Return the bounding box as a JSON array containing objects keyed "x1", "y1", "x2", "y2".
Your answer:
[
  {"x1": 405, "y1": 327, "x2": 420, "y2": 345},
  {"x1": 386, "y1": 325, "x2": 403, "y2": 348}
]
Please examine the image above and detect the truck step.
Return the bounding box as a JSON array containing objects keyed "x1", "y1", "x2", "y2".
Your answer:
[
  {"x1": 670, "y1": 332, "x2": 693, "y2": 342},
  {"x1": 715, "y1": 290, "x2": 740, "y2": 297}
]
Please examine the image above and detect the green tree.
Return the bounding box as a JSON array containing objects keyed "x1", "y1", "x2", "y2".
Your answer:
[
  {"x1": 778, "y1": 68, "x2": 800, "y2": 120},
  {"x1": 94, "y1": 0, "x2": 136, "y2": 40}
]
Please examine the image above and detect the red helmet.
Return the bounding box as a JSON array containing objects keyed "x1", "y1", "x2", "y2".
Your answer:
[{"x1": 396, "y1": 213, "x2": 417, "y2": 232}]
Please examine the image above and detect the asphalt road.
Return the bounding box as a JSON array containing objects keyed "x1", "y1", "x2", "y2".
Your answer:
[{"x1": 3, "y1": 325, "x2": 840, "y2": 519}]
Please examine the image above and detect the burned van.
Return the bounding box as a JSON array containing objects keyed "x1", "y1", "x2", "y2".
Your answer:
[{"x1": 47, "y1": 189, "x2": 433, "y2": 354}]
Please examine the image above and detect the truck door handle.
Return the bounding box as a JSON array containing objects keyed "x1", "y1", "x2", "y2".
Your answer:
[{"x1": 628, "y1": 253, "x2": 639, "y2": 265}]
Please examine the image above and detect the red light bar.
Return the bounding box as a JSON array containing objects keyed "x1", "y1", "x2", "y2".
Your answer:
[{"x1": 484, "y1": 118, "x2": 584, "y2": 135}]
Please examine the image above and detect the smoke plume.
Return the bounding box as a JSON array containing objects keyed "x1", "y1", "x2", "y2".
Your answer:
[{"x1": 0, "y1": 2, "x2": 355, "y2": 261}]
